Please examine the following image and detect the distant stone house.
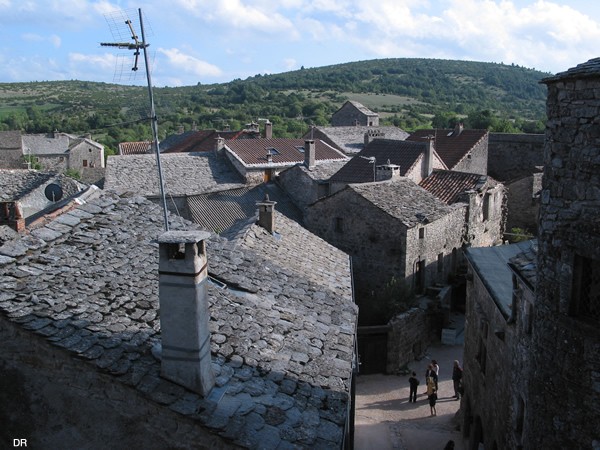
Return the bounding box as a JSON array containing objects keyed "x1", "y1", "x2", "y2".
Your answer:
[
  {"x1": 328, "y1": 138, "x2": 446, "y2": 194},
  {"x1": 22, "y1": 131, "x2": 105, "y2": 172},
  {"x1": 463, "y1": 240, "x2": 536, "y2": 450},
  {"x1": 221, "y1": 138, "x2": 348, "y2": 184},
  {"x1": 419, "y1": 170, "x2": 506, "y2": 248},
  {"x1": 406, "y1": 125, "x2": 488, "y2": 175},
  {"x1": 305, "y1": 178, "x2": 467, "y2": 322},
  {"x1": 304, "y1": 125, "x2": 409, "y2": 155},
  {"x1": 0, "y1": 130, "x2": 25, "y2": 169},
  {"x1": 0, "y1": 187, "x2": 358, "y2": 449},
  {"x1": 331, "y1": 101, "x2": 379, "y2": 127}
]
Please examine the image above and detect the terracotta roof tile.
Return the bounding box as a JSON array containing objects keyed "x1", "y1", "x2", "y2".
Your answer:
[
  {"x1": 419, "y1": 170, "x2": 487, "y2": 204},
  {"x1": 118, "y1": 141, "x2": 152, "y2": 155}
]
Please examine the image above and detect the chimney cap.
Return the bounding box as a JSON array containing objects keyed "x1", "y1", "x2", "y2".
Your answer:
[{"x1": 157, "y1": 230, "x2": 211, "y2": 244}]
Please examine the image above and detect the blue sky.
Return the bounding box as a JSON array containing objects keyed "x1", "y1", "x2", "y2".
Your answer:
[{"x1": 1, "y1": 0, "x2": 599, "y2": 87}]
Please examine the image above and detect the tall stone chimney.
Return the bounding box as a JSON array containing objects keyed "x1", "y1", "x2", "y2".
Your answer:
[
  {"x1": 364, "y1": 129, "x2": 385, "y2": 147},
  {"x1": 304, "y1": 139, "x2": 316, "y2": 170},
  {"x1": 264, "y1": 120, "x2": 273, "y2": 139},
  {"x1": 0, "y1": 202, "x2": 25, "y2": 232},
  {"x1": 256, "y1": 194, "x2": 277, "y2": 234},
  {"x1": 422, "y1": 138, "x2": 434, "y2": 179},
  {"x1": 215, "y1": 135, "x2": 225, "y2": 155},
  {"x1": 376, "y1": 160, "x2": 401, "y2": 181},
  {"x1": 157, "y1": 230, "x2": 215, "y2": 396},
  {"x1": 453, "y1": 122, "x2": 464, "y2": 136}
]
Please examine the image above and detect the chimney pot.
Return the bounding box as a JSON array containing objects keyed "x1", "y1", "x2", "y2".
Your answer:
[
  {"x1": 256, "y1": 194, "x2": 277, "y2": 234},
  {"x1": 0, "y1": 201, "x2": 25, "y2": 232},
  {"x1": 304, "y1": 139, "x2": 316, "y2": 170}
]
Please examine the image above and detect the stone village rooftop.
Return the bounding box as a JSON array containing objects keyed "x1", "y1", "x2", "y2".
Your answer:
[{"x1": 0, "y1": 188, "x2": 358, "y2": 449}]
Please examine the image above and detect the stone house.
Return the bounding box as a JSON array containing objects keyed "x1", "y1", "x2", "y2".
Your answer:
[
  {"x1": 303, "y1": 125, "x2": 409, "y2": 155},
  {"x1": 21, "y1": 131, "x2": 105, "y2": 172},
  {"x1": 0, "y1": 187, "x2": 358, "y2": 449},
  {"x1": 406, "y1": 125, "x2": 489, "y2": 175},
  {"x1": 487, "y1": 132, "x2": 544, "y2": 183},
  {"x1": 0, "y1": 169, "x2": 86, "y2": 219},
  {"x1": 463, "y1": 240, "x2": 536, "y2": 449},
  {"x1": 328, "y1": 138, "x2": 446, "y2": 195},
  {"x1": 460, "y1": 58, "x2": 600, "y2": 450},
  {"x1": 527, "y1": 58, "x2": 600, "y2": 449},
  {"x1": 305, "y1": 178, "x2": 466, "y2": 323},
  {"x1": 331, "y1": 101, "x2": 379, "y2": 127},
  {"x1": 419, "y1": 170, "x2": 506, "y2": 248},
  {"x1": 221, "y1": 138, "x2": 348, "y2": 184}
]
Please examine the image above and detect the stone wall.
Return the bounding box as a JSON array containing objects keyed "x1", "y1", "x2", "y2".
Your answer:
[
  {"x1": 453, "y1": 133, "x2": 488, "y2": 175},
  {"x1": 0, "y1": 317, "x2": 231, "y2": 450},
  {"x1": 277, "y1": 166, "x2": 317, "y2": 211},
  {"x1": 70, "y1": 141, "x2": 104, "y2": 169},
  {"x1": 529, "y1": 67, "x2": 600, "y2": 449},
  {"x1": 488, "y1": 133, "x2": 544, "y2": 182},
  {"x1": 331, "y1": 103, "x2": 378, "y2": 127},
  {"x1": 37, "y1": 155, "x2": 69, "y2": 172},
  {"x1": 505, "y1": 173, "x2": 542, "y2": 234}
]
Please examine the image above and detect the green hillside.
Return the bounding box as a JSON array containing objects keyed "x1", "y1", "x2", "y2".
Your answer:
[{"x1": 0, "y1": 58, "x2": 551, "y2": 154}]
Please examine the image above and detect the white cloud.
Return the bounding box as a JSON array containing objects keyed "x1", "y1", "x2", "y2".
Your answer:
[
  {"x1": 158, "y1": 47, "x2": 222, "y2": 77},
  {"x1": 283, "y1": 58, "x2": 297, "y2": 70}
]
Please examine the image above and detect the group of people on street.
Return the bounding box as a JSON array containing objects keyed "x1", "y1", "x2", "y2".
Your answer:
[{"x1": 407, "y1": 359, "x2": 463, "y2": 416}]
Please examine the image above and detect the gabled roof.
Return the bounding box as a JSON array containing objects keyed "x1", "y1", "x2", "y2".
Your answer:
[
  {"x1": 336, "y1": 100, "x2": 378, "y2": 117},
  {"x1": 104, "y1": 152, "x2": 245, "y2": 196},
  {"x1": 419, "y1": 170, "x2": 488, "y2": 204},
  {"x1": 329, "y1": 139, "x2": 428, "y2": 183},
  {"x1": 162, "y1": 129, "x2": 254, "y2": 153},
  {"x1": 0, "y1": 189, "x2": 356, "y2": 448},
  {"x1": 0, "y1": 169, "x2": 84, "y2": 202},
  {"x1": 225, "y1": 138, "x2": 347, "y2": 167},
  {"x1": 187, "y1": 183, "x2": 302, "y2": 233},
  {"x1": 406, "y1": 128, "x2": 488, "y2": 170},
  {"x1": 306, "y1": 126, "x2": 409, "y2": 154},
  {"x1": 347, "y1": 178, "x2": 455, "y2": 228},
  {"x1": 22, "y1": 133, "x2": 70, "y2": 155},
  {"x1": 118, "y1": 141, "x2": 152, "y2": 155}
]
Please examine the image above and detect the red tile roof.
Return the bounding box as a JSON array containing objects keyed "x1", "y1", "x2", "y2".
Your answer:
[
  {"x1": 162, "y1": 130, "x2": 251, "y2": 153},
  {"x1": 406, "y1": 128, "x2": 487, "y2": 170},
  {"x1": 117, "y1": 141, "x2": 152, "y2": 155},
  {"x1": 419, "y1": 170, "x2": 487, "y2": 204},
  {"x1": 329, "y1": 139, "x2": 427, "y2": 183},
  {"x1": 224, "y1": 138, "x2": 347, "y2": 167}
]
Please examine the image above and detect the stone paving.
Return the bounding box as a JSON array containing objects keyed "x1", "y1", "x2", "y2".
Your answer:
[{"x1": 355, "y1": 316, "x2": 466, "y2": 450}]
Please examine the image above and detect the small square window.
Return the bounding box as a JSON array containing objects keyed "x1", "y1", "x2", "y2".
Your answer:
[
  {"x1": 419, "y1": 228, "x2": 425, "y2": 239},
  {"x1": 82, "y1": 160, "x2": 88, "y2": 167}
]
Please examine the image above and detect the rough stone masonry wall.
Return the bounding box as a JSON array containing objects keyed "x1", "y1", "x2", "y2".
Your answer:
[
  {"x1": 488, "y1": 133, "x2": 544, "y2": 182},
  {"x1": 531, "y1": 74, "x2": 600, "y2": 449},
  {"x1": 453, "y1": 133, "x2": 489, "y2": 175},
  {"x1": 277, "y1": 167, "x2": 316, "y2": 211},
  {"x1": 0, "y1": 316, "x2": 232, "y2": 450}
]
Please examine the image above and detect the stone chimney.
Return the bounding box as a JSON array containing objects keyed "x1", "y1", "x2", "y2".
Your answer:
[
  {"x1": 423, "y1": 138, "x2": 434, "y2": 179},
  {"x1": 304, "y1": 139, "x2": 316, "y2": 170},
  {"x1": 264, "y1": 120, "x2": 273, "y2": 139},
  {"x1": 0, "y1": 202, "x2": 25, "y2": 232},
  {"x1": 376, "y1": 160, "x2": 401, "y2": 181},
  {"x1": 453, "y1": 122, "x2": 464, "y2": 136},
  {"x1": 157, "y1": 230, "x2": 215, "y2": 396},
  {"x1": 364, "y1": 129, "x2": 385, "y2": 147},
  {"x1": 215, "y1": 135, "x2": 225, "y2": 155},
  {"x1": 256, "y1": 194, "x2": 277, "y2": 234}
]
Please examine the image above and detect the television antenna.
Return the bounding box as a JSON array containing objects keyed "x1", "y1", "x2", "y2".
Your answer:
[{"x1": 101, "y1": 8, "x2": 169, "y2": 231}]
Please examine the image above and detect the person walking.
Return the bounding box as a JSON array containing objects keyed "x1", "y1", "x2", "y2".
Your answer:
[
  {"x1": 408, "y1": 371, "x2": 419, "y2": 403},
  {"x1": 432, "y1": 359, "x2": 440, "y2": 390},
  {"x1": 427, "y1": 377, "x2": 437, "y2": 416},
  {"x1": 452, "y1": 360, "x2": 463, "y2": 400},
  {"x1": 424, "y1": 363, "x2": 438, "y2": 394}
]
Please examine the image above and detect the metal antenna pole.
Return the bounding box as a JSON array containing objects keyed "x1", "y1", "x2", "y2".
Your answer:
[{"x1": 138, "y1": 9, "x2": 169, "y2": 231}]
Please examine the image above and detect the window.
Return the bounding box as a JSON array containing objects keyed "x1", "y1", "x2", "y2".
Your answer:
[
  {"x1": 265, "y1": 147, "x2": 280, "y2": 155},
  {"x1": 437, "y1": 253, "x2": 444, "y2": 273},
  {"x1": 294, "y1": 145, "x2": 305, "y2": 153},
  {"x1": 82, "y1": 160, "x2": 88, "y2": 167},
  {"x1": 515, "y1": 396, "x2": 525, "y2": 439},
  {"x1": 334, "y1": 217, "x2": 343, "y2": 233},
  {"x1": 482, "y1": 193, "x2": 491, "y2": 221},
  {"x1": 570, "y1": 255, "x2": 600, "y2": 322},
  {"x1": 419, "y1": 228, "x2": 425, "y2": 239}
]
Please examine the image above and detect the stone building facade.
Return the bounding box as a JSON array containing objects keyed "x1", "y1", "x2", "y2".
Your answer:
[
  {"x1": 305, "y1": 179, "x2": 466, "y2": 322},
  {"x1": 505, "y1": 171, "x2": 543, "y2": 235},
  {"x1": 527, "y1": 58, "x2": 600, "y2": 449},
  {"x1": 487, "y1": 132, "x2": 544, "y2": 183},
  {"x1": 331, "y1": 101, "x2": 379, "y2": 127}
]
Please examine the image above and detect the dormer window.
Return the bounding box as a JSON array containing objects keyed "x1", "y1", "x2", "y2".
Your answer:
[
  {"x1": 265, "y1": 147, "x2": 280, "y2": 155},
  {"x1": 295, "y1": 146, "x2": 305, "y2": 153}
]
